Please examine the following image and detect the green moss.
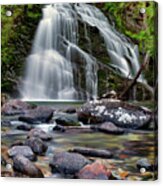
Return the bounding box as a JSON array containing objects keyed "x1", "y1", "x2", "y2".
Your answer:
[{"x1": 1, "y1": 5, "x2": 42, "y2": 93}]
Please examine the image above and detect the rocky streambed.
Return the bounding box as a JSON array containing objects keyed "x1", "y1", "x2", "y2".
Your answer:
[{"x1": 1, "y1": 99, "x2": 157, "y2": 180}]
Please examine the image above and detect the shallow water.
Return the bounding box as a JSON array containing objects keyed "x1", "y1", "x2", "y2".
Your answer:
[{"x1": 1, "y1": 101, "x2": 157, "y2": 180}]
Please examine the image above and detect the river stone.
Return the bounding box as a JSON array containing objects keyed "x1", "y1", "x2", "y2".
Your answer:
[
  {"x1": 27, "y1": 128, "x2": 52, "y2": 141},
  {"x1": 13, "y1": 155, "x2": 44, "y2": 178},
  {"x1": 1, "y1": 99, "x2": 32, "y2": 115},
  {"x1": 8, "y1": 145, "x2": 36, "y2": 161},
  {"x1": 77, "y1": 161, "x2": 110, "y2": 179},
  {"x1": 136, "y1": 158, "x2": 153, "y2": 171},
  {"x1": 25, "y1": 137, "x2": 47, "y2": 155},
  {"x1": 50, "y1": 151, "x2": 90, "y2": 175},
  {"x1": 19, "y1": 106, "x2": 54, "y2": 124},
  {"x1": 17, "y1": 124, "x2": 33, "y2": 131},
  {"x1": 53, "y1": 112, "x2": 80, "y2": 126},
  {"x1": 69, "y1": 147, "x2": 113, "y2": 158},
  {"x1": 91, "y1": 122, "x2": 125, "y2": 134}
]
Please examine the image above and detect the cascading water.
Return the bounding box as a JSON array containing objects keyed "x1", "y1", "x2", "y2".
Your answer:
[
  {"x1": 75, "y1": 4, "x2": 145, "y2": 81},
  {"x1": 22, "y1": 3, "x2": 145, "y2": 101}
]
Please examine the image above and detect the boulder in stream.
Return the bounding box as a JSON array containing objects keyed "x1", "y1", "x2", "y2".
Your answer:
[
  {"x1": 8, "y1": 145, "x2": 36, "y2": 161},
  {"x1": 53, "y1": 112, "x2": 81, "y2": 126},
  {"x1": 91, "y1": 122, "x2": 125, "y2": 134},
  {"x1": 19, "y1": 106, "x2": 54, "y2": 124},
  {"x1": 25, "y1": 137, "x2": 47, "y2": 155},
  {"x1": 27, "y1": 128, "x2": 53, "y2": 141},
  {"x1": 13, "y1": 155, "x2": 44, "y2": 178},
  {"x1": 50, "y1": 151, "x2": 90, "y2": 175},
  {"x1": 1, "y1": 99, "x2": 32, "y2": 115},
  {"x1": 78, "y1": 100, "x2": 152, "y2": 129},
  {"x1": 77, "y1": 161, "x2": 110, "y2": 179}
]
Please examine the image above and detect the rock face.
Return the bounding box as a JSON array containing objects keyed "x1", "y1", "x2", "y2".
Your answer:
[
  {"x1": 91, "y1": 122, "x2": 125, "y2": 134},
  {"x1": 19, "y1": 106, "x2": 54, "y2": 124},
  {"x1": 49, "y1": 151, "x2": 90, "y2": 175},
  {"x1": 70, "y1": 147, "x2": 113, "y2": 158},
  {"x1": 78, "y1": 100, "x2": 152, "y2": 129},
  {"x1": 25, "y1": 137, "x2": 47, "y2": 155},
  {"x1": 1, "y1": 99, "x2": 32, "y2": 115},
  {"x1": 53, "y1": 112, "x2": 80, "y2": 126},
  {"x1": 13, "y1": 155, "x2": 44, "y2": 178},
  {"x1": 27, "y1": 128, "x2": 52, "y2": 141},
  {"x1": 137, "y1": 158, "x2": 153, "y2": 171},
  {"x1": 8, "y1": 146, "x2": 36, "y2": 161},
  {"x1": 77, "y1": 162, "x2": 110, "y2": 179}
]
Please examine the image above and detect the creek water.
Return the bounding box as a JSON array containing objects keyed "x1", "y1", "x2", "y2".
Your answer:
[{"x1": 1, "y1": 102, "x2": 156, "y2": 180}]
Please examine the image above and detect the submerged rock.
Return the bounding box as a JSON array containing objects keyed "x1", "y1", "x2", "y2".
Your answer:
[
  {"x1": 1, "y1": 99, "x2": 32, "y2": 115},
  {"x1": 50, "y1": 151, "x2": 90, "y2": 175},
  {"x1": 8, "y1": 145, "x2": 36, "y2": 161},
  {"x1": 78, "y1": 100, "x2": 152, "y2": 129},
  {"x1": 91, "y1": 122, "x2": 125, "y2": 134},
  {"x1": 25, "y1": 137, "x2": 47, "y2": 155},
  {"x1": 27, "y1": 128, "x2": 52, "y2": 141},
  {"x1": 136, "y1": 158, "x2": 153, "y2": 171},
  {"x1": 69, "y1": 147, "x2": 113, "y2": 158},
  {"x1": 77, "y1": 161, "x2": 110, "y2": 179},
  {"x1": 13, "y1": 155, "x2": 44, "y2": 178},
  {"x1": 19, "y1": 106, "x2": 54, "y2": 124}
]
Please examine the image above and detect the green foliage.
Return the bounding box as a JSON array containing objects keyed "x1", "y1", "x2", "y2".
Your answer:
[
  {"x1": 103, "y1": 2, "x2": 157, "y2": 58},
  {"x1": 1, "y1": 5, "x2": 42, "y2": 93}
]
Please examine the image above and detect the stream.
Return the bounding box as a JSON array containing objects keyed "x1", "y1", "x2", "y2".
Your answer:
[{"x1": 1, "y1": 101, "x2": 157, "y2": 180}]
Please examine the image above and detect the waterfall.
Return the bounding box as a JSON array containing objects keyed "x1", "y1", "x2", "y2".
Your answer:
[{"x1": 22, "y1": 3, "x2": 145, "y2": 101}]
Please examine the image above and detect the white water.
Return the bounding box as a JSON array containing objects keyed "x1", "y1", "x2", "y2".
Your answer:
[{"x1": 22, "y1": 3, "x2": 145, "y2": 101}]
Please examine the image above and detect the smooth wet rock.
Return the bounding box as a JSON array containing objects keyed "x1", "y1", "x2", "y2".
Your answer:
[
  {"x1": 25, "y1": 137, "x2": 47, "y2": 155},
  {"x1": 70, "y1": 147, "x2": 113, "y2": 158},
  {"x1": 19, "y1": 106, "x2": 54, "y2": 124},
  {"x1": 13, "y1": 155, "x2": 44, "y2": 178},
  {"x1": 53, "y1": 112, "x2": 80, "y2": 126},
  {"x1": 53, "y1": 125, "x2": 65, "y2": 132},
  {"x1": 28, "y1": 128, "x2": 52, "y2": 141},
  {"x1": 77, "y1": 161, "x2": 110, "y2": 179},
  {"x1": 17, "y1": 124, "x2": 33, "y2": 131},
  {"x1": 50, "y1": 151, "x2": 90, "y2": 175},
  {"x1": 91, "y1": 122, "x2": 125, "y2": 134},
  {"x1": 1, "y1": 99, "x2": 32, "y2": 115},
  {"x1": 8, "y1": 145, "x2": 36, "y2": 161},
  {"x1": 136, "y1": 158, "x2": 153, "y2": 171}
]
